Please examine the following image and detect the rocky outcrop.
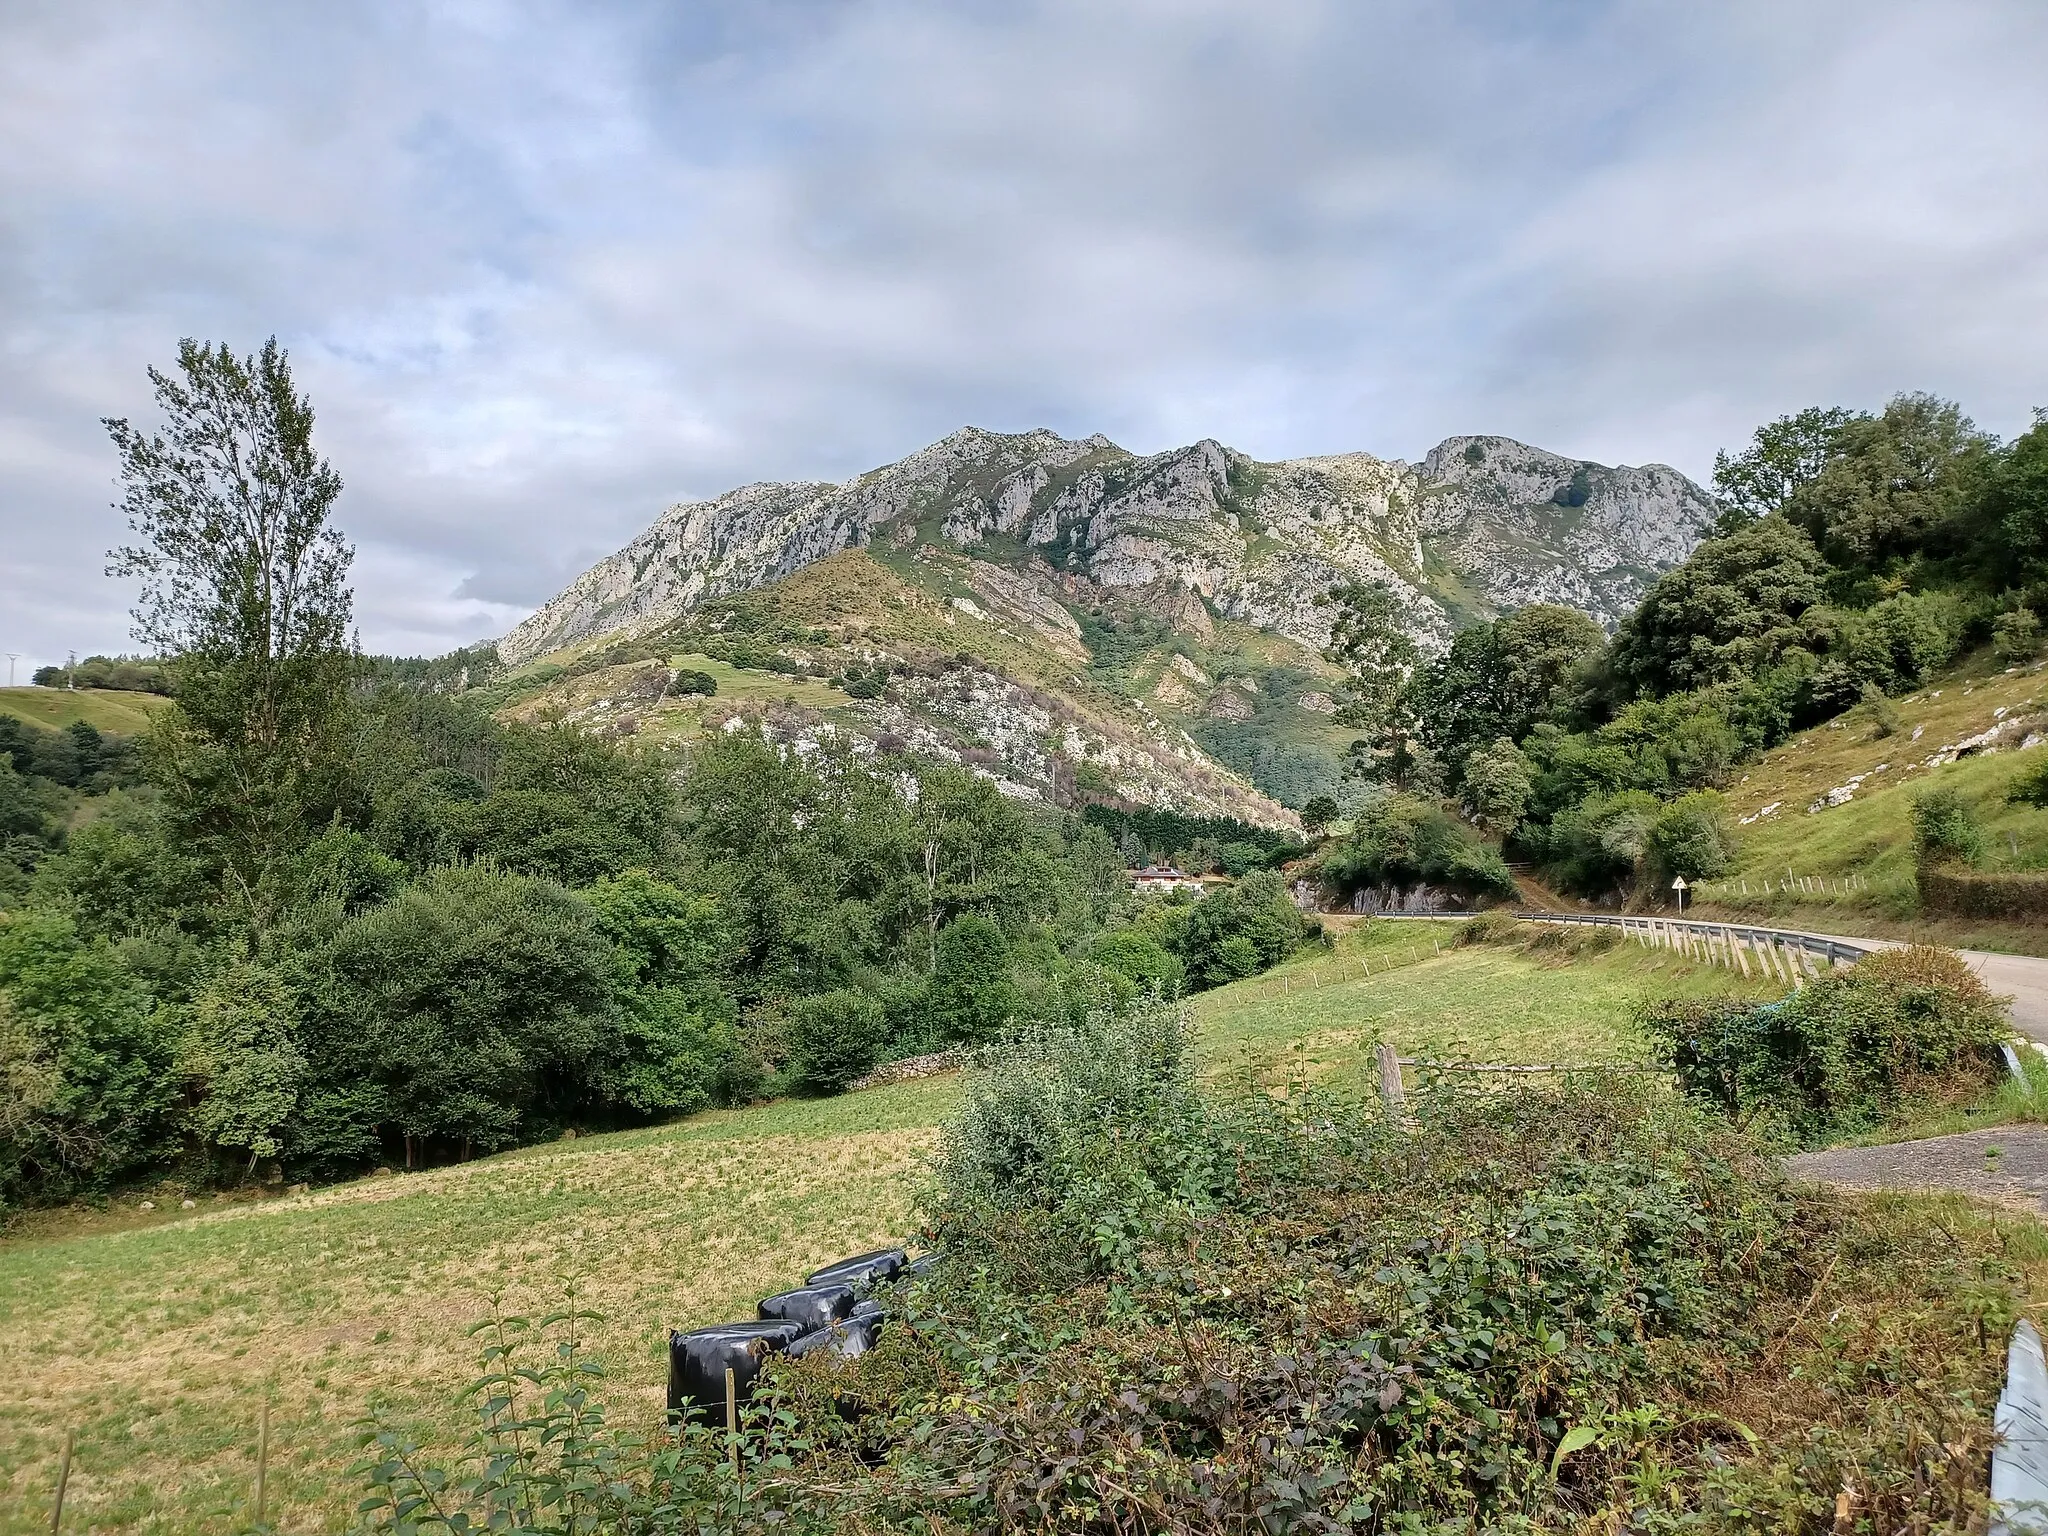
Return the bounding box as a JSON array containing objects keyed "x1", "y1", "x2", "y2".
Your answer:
[{"x1": 500, "y1": 426, "x2": 1717, "y2": 664}]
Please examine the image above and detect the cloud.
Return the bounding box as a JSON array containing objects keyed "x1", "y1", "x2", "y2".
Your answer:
[{"x1": 1, "y1": 0, "x2": 2043, "y2": 670}]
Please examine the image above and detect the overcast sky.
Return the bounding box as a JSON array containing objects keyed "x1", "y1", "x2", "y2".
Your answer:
[{"x1": 3, "y1": 0, "x2": 2045, "y2": 671}]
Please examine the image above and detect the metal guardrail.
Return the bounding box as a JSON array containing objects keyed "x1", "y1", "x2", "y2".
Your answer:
[
  {"x1": 1512, "y1": 910, "x2": 1874, "y2": 969},
  {"x1": 1994, "y1": 1319, "x2": 2048, "y2": 1535}
]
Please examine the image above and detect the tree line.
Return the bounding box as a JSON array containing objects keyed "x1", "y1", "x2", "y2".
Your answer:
[
  {"x1": 0, "y1": 339, "x2": 1312, "y2": 1212},
  {"x1": 1315, "y1": 394, "x2": 2048, "y2": 902}
]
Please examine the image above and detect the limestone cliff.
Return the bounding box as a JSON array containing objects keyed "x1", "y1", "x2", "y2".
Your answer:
[{"x1": 500, "y1": 426, "x2": 1716, "y2": 665}]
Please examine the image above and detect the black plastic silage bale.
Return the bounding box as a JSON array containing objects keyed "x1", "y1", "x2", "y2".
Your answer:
[
  {"x1": 805, "y1": 1248, "x2": 906, "y2": 1291},
  {"x1": 758, "y1": 1283, "x2": 855, "y2": 1332},
  {"x1": 786, "y1": 1312, "x2": 883, "y2": 1362},
  {"x1": 666, "y1": 1321, "x2": 804, "y2": 1424}
]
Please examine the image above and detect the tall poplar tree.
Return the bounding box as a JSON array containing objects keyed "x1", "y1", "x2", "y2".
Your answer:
[{"x1": 105, "y1": 337, "x2": 357, "y2": 927}]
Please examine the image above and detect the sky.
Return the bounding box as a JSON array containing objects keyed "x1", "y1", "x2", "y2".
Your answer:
[{"x1": 3, "y1": 0, "x2": 2045, "y2": 673}]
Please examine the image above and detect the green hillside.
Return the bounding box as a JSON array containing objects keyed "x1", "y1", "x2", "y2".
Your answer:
[{"x1": 0, "y1": 686, "x2": 168, "y2": 735}]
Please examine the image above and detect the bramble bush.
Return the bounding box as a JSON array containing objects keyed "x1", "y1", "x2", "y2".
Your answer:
[{"x1": 1643, "y1": 943, "x2": 2008, "y2": 1142}]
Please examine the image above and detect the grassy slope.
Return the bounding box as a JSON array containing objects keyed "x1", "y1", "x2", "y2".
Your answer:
[
  {"x1": 0, "y1": 687, "x2": 169, "y2": 735},
  {"x1": 1687, "y1": 650, "x2": 2048, "y2": 952},
  {"x1": 0, "y1": 929, "x2": 1767, "y2": 1535}
]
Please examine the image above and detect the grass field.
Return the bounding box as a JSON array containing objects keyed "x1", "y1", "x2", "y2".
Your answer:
[
  {"x1": 1681, "y1": 651, "x2": 2048, "y2": 950},
  {"x1": 0, "y1": 924, "x2": 1770, "y2": 1534},
  {"x1": 0, "y1": 686, "x2": 169, "y2": 735}
]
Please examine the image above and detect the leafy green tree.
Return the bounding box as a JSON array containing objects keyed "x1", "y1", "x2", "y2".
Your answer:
[
  {"x1": 105, "y1": 338, "x2": 358, "y2": 929},
  {"x1": 1993, "y1": 411, "x2": 2048, "y2": 580},
  {"x1": 1324, "y1": 581, "x2": 1418, "y2": 777},
  {"x1": 782, "y1": 988, "x2": 889, "y2": 1096},
  {"x1": 1607, "y1": 517, "x2": 1829, "y2": 697},
  {"x1": 182, "y1": 960, "x2": 306, "y2": 1169},
  {"x1": 0, "y1": 911, "x2": 177, "y2": 1206},
  {"x1": 1781, "y1": 394, "x2": 1995, "y2": 575},
  {"x1": 929, "y1": 913, "x2": 1016, "y2": 1042},
  {"x1": 460, "y1": 722, "x2": 677, "y2": 885},
  {"x1": 290, "y1": 865, "x2": 616, "y2": 1161},
  {"x1": 1711, "y1": 406, "x2": 1861, "y2": 528},
  {"x1": 1298, "y1": 795, "x2": 1339, "y2": 837},
  {"x1": 1460, "y1": 739, "x2": 1533, "y2": 835},
  {"x1": 1409, "y1": 606, "x2": 1606, "y2": 776}
]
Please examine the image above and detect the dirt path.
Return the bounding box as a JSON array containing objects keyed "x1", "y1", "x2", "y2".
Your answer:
[{"x1": 1787, "y1": 1128, "x2": 2048, "y2": 1212}]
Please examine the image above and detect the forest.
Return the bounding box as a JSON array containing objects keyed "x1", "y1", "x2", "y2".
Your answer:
[
  {"x1": 1315, "y1": 394, "x2": 2048, "y2": 903},
  {"x1": 0, "y1": 341, "x2": 1311, "y2": 1213}
]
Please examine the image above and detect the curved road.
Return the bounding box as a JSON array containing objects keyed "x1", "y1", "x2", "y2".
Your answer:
[{"x1": 1511, "y1": 911, "x2": 2048, "y2": 1044}]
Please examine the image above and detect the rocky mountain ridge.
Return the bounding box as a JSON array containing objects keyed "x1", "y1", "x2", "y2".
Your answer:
[{"x1": 500, "y1": 427, "x2": 1718, "y2": 665}]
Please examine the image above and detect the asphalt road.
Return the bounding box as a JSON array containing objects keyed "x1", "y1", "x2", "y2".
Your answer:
[
  {"x1": 1488, "y1": 910, "x2": 2048, "y2": 1044},
  {"x1": 1800, "y1": 928, "x2": 2048, "y2": 1045}
]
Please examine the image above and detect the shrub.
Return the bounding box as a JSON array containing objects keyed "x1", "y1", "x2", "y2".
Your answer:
[
  {"x1": 666, "y1": 668, "x2": 718, "y2": 697},
  {"x1": 925, "y1": 999, "x2": 1213, "y2": 1286},
  {"x1": 1645, "y1": 789, "x2": 1736, "y2": 883},
  {"x1": 0, "y1": 911, "x2": 178, "y2": 1207},
  {"x1": 1644, "y1": 943, "x2": 2007, "y2": 1141},
  {"x1": 1168, "y1": 868, "x2": 1307, "y2": 991},
  {"x1": 1313, "y1": 792, "x2": 1516, "y2": 904},
  {"x1": 1457, "y1": 909, "x2": 1526, "y2": 946},
  {"x1": 1994, "y1": 606, "x2": 2041, "y2": 664},
  {"x1": 782, "y1": 987, "x2": 888, "y2": 1096},
  {"x1": 1087, "y1": 927, "x2": 1184, "y2": 996},
  {"x1": 1911, "y1": 784, "x2": 1987, "y2": 868}
]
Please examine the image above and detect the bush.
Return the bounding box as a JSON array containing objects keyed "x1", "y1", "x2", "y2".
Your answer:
[
  {"x1": 1994, "y1": 606, "x2": 2041, "y2": 663},
  {"x1": 1168, "y1": 868, "x2": 1307, "y2": 991},
  {"x1": 287, "y1": 865, "x2": 619, "y2": 1161},
  {"x1": 1313, "y1": 792, "x2": 1516, "y2": 904},
  {"x1": 666, "y1": 668, "x2": 717, "y2": 697},
  {"x1": 1457, "y1": 909, "x2": 1527, "y2": 946},
  {"x1": 782, "y1": 987, "x2": 888, "y2": 1096},
  {"x1": 1087, "y1": 927, "x2": 1184, "y2": 996},
  {"x1": 1911, "y1": 784, "x2": 1987, "y2": 868},
  {"x1": 0, "y1": 911, "x2": 178, "y2": 1207},
  {"x1": 1917, "y1": 863, "x2": 2048, "y2": 922},
  {"x1": 1645, "y1": 790, "x2": 1736, "y2": 884},
  {"x1": 924, "y1": 999, "x2": 1213, "y2": 1287},
  {"x1": 1644, "y1": 944, "x2": 2007, "y2": 1141}
]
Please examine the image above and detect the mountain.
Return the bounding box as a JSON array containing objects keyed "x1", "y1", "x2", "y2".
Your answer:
[
  {"x1": 483, "y1": 427, "x2": 1717, "y2": 826},
  {"x1": 501, "y1": 428, "x2": 1715, "y2": 664}
]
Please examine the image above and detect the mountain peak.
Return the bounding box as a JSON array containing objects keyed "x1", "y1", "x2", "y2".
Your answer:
[{"x1": 498, "y1": 425, "x2": 1716, "y2": 664}]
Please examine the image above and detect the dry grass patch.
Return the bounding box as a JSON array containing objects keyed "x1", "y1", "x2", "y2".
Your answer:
[{"x1": 0, "y1": 1080, "x2": 952, "y2": 1536}]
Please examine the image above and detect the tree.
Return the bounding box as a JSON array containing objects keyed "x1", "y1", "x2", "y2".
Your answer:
[
  {"x1": 1606, "y1": 517, "x2": 1829, "y2": 697},
  {"x1": 182, "y1": 960, "x2": 306, "y2": 1169},
  {"x1": 929, "y1": 914, "x2": 1015, "y2": 1042},
  {"x1": 1408, "y1": 605, "x2": 1605, "y2": 775},
  {"x1": 1780, "y1": 394, "x2": 1995, "y2": 574},
  {"x1": 1711, "y1": 406, "x2": 1861, "y2": 528},
  {"x1": 0, "y1": 911, "x2": 178, "y2": 1206},
  {"x1": 1299, "y1": 795, "x2": 1339, "y2": 838},
  {"x1": 1460, "y1": 739, "x2": 1533, "y2": 835},
  {"x1": 105, "y1": 338, "x2": 357, "y2": 928},
  {"x1": 1324, "y1": 581, "x2": 1418, "y2": 778},
  {"x1": 1993, "y1": 410, "x2": 2048, "y2": 581}
]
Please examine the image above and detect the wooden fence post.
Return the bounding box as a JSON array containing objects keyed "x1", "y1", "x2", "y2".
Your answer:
[
  {"x1": 255, "y1": 1401, "x2": 269, "y2": 1528},
  {"x1": 1376, "y1": 1042, "x2": 1405, "y2": 1118},
  {"x1": 50, "y1": 1428, "x2": 73, "y2": 1535}
]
